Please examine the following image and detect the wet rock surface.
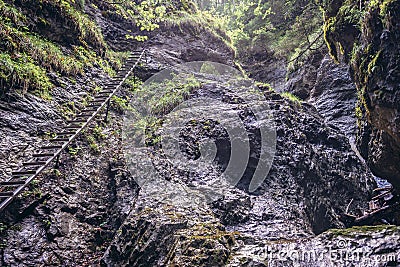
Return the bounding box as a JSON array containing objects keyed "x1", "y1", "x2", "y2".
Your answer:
[
  {"x1": 0, "y1": 87, "x2": 140, "y2": 265},
  {"x1": 1, "y1": 0, "x2": 399, "y2": 266},
  {"x1": 0, "y1": 3, "x2": 236, "y2": 265},
  {"x1": 321, "y1": 0, "x2": 400, "y2": 190},
  {"x1": 228, "y1": 225, "x2": 400, "y2": 267},
  {"x1": 285, "y1": 49, "x2": 358, "y2": 139},
  {"x1": 102, "y1": 68, "x2": 377, "y2": 266},
  {"x1": 240, "y1": 52, "x2": 287, "y2": 91}
]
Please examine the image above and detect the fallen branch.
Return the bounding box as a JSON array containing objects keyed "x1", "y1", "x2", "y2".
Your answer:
[{"x1": 288, "y1": 31, "x2": 324, "y2": 64}]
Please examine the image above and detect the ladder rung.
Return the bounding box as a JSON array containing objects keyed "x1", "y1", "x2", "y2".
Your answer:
[
  {"x1": 86, "y1": 104, "x2": 103, "y2": 108},
  {"x1": 0, "y1": 180, "x2": 25, "y2": 186},
  {"x1": 94, "y1": 97, "x2": 108, "y2": 101},
  {"x1": 0, "y1": 192, "x2": 14, "y2": 198},
  {"x1": 68, "y1": 119, "x2": 87, "y2": 123},
  {"x1": 66, "y1": 125, "x2": 84, "y2": 129},
  {"x1": 40, "y1": 145, "x2": 62, "y2": 149},
  {"x1": 22, "y1": 161, "x2": 46, "y2": 166},
  {"x1": 93, "y1": 100, "x2": 108, "y2": 104},
  {"x1": 95, "y1": 96, "x2": 110, "y2": 100},
  {"x1": 97, "y1": 92, "x2": 112, "y2": 96},
  {"x1": 57, "y1": 131, "x2": 76, "y2": 135},
  {"x1": 32, "y1": 153, "x2": 54, "y2": 157},
  {"x1": 50, "y1": 138, "x2": 69, "y2": 142},
  {"x1": 83, "y1": 108, "x2": 98, "y2": 112},
  {"x1": 75, "y1": 114, "x2": 91, "y2": 118},
  {"x1": 372, "y1": 191, "x2": 392, "y2": 200},
  {"x1": 12, "y1": 170, "x2": 36, "y2": 176},
  {"x1": 67, "y1": 122, "x2": 84, "y2": 126}
]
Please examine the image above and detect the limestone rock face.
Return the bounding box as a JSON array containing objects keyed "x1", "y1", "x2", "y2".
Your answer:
[
  {"x1": 321, "y1": 0, "x2": 400, "y2": 189},
  {"x1": 286, "y1": 49, "x2": 359, "y2": 139},
  {"x1": 102, "y1": 68, "x2": 375, "y2": 266},
  {"x1": 1, "y1": 0, "x2": 399, "y2": 266}
]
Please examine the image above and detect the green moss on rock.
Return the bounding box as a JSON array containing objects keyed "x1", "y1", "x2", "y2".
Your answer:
[{"x1": 327, "y1": 225, "x2": 399, "y2": 237}]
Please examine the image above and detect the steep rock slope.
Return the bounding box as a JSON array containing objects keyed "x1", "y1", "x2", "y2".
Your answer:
[
  {"x1": 0, "y1": 0, "x2": 397, "y2": 266},
  {"x1": 102, "y1": 64, "x2": 375, "y2": 266},
  {"x1": 320, "y1": 0, "x2": 400, "y2": 190},
  {"x1": 0, "y1": 0, "x2": 233, "y2": 265},
  {"x1": 286, "y1": 48, "x2": 359, "y2": 139}
]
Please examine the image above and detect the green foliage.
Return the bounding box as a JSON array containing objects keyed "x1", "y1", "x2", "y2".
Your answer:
[
  {"x1": 123, "y1": 76, "x2": 142, "y2": 92},
  {"x1": 281, "y1": 91, "x2": 302, "y2": 105},
  {"x1": 163, "y1": 9, "x2": 234, "y2": 52},
  {"x1": 0, "y1": 17, "x2": 82, "y2": 74},
  {"x1": 367, "y1": 50, "x2": 382, "y2": 74},
  {"x1": 322, "y1": 0, "x2": 363, "y2": 62},
  {"x1": 56, "y1": 0, "x2": 105, "y2": 50},
  {"x1": 100, "y1": 0, "x2": 188, "y2": 41},
  {"x1": 131, "y1": 73, "x2": 201, "y2": 146},
  {"x1": 111, "y1": 95, "x2": 132, "y2": 111},
  {"x1": 255, "y1": 81, "x2": 274, "y2": 91},
  {"x1": 58, "y1": 101, "x2": 77, "y2": 120},
  {"x1": 0, "y1": 53, "x2": 52, "y2": 95},
  {"x1": 86, "y1": 134, "x2": 100, "y2": 153},
  {"x1": 126, "y1": 34, "x2": 148, "y2": 42},
  {"x1": 328, "y1": 225, "x2": 398, "y2": 237},
  {"x1": 53, "y1": 169, "x2": 62, "y2": 177},
  {"x1": 93, "y1": 125, "x2": 106, "y2": 139},
  {"x1": 0, "y1": 0, "x2": 26, "y2": 25},
  {"x1": 320, "y1": 0, "x2": 397, "y2": 124},
  {"x1": 78, "y1": 0, "x2": 85, "y2": 11},
  {"x1": 68, "y1": 146, "x2": 81, "y2": 156},
  {"x1": 42, "y1": 219, "x2": 52, "y2": 229},
  {"x1": 196, "y1": 0, "x2": 323, "y2": 64},
  {"x1": 355, "y1": 102, "x2": 363, "y2": 129},
  {"x1": 147, "y1": 73, "x2": 201, "y2": 114},
  {"x1": 0, "y1": 0, "x2": 121, "y2": 97}
]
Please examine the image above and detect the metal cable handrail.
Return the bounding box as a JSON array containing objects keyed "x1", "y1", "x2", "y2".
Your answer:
[{"x1": 0, "y1": 49, "x2": 147, "y2": 213}]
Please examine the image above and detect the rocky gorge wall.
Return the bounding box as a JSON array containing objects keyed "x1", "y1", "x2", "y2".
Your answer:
[
  {"x1": 320, "y1": 0, "x2": 400, "y2": 190},
  {"x1": 0, "y1": 0, "x2": 399, "y2": 266}
]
